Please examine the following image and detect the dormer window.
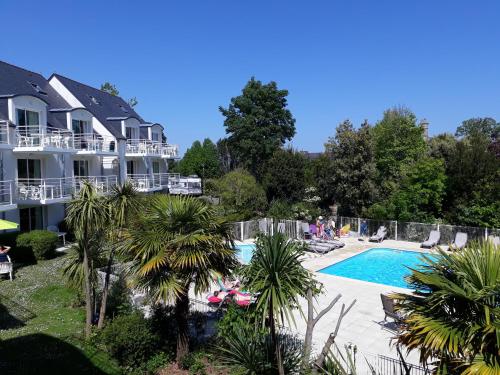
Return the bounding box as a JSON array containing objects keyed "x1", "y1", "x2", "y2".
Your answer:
[
  {"x1": 87, "y1": 94, "x2": 100, "y2": 105},
  {"x1": 27, "y1": 81, "x2": 47, "y2": 96},
  {"x1": 119, "y1": 105, "x2": 129, "y2": 113}
]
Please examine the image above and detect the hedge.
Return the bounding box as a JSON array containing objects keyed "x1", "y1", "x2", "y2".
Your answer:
[{"x1": 16, "y1": 230, "x2": 58, "y2": 260}]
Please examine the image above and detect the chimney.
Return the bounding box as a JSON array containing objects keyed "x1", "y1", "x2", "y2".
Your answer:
[{"x1": 419, "y1": 119, "x2": 429, "y2": 141}]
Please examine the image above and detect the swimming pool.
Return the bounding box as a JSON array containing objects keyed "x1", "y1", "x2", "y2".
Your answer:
[
  {"x1": 234, "y1": 243, "x2": 256, "y2": 264},
  {"x1": 318, "y1": 248, "x2": 431, "y2": 289}
]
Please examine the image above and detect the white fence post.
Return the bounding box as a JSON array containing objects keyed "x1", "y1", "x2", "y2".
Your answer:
[
  {"x1": 395, "y1": 220, "x2": 398, "y2": 241},
  {"x1": 240, "y1": 222, "x2": 244, "y2": 241},
  {"x1": 357, "y1": 218, "x2": 361, "y2": 235},
  {"x1": 485, "y1": 227, "x2": 488, "y2": 240},
  {"x1": 270, "y1": 219, "x2": 274, "y2": 236}
]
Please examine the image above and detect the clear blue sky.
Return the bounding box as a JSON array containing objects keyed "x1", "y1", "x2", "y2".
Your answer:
[{"x1": 1, "y1": 1, "x2": 499, "y2": 154}]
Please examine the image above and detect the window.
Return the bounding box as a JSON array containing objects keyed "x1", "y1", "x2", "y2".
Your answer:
[
  {"x1": 152, "y1": 161, "x2": 160, "y2": 174},
  {"x1": 119, "y1": 105, "x2": 129, "y2": 113},
  {"x1": 127, "y1": 160, "x2": 135, "y2": 175},
  {"x1": 72, "y1": 119, "x2": 90, "y2": 134},
  {"x1": 17, "y1": 159, "x2": 41, "y2": 180},
  {"x1": 152, "y1": 132, "x2": 160, "y2": 142},
  {"x1": 125, "y1": 127, "x2": 135, "y2": 140},
  {"x1": 20, "y1": 207, "x2": 43, "y2": 231},
  {"x1": 73, "y1": 160, "x2": 89, "y2": 177},
  {"x1": 16, "y1": 109, "x2": 39, "y2": 135}
]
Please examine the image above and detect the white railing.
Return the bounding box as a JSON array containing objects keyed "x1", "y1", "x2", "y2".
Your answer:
[
  {"x1": 16, "y1": 126, "x2": 74, "y2": 150},
  {"x1": 74, "y1": 175, "x2": 118, "y2": 195},
  {"x1": 126, "y1": 139, "x2": 178, "y2": 158},
  {"x1": 74, "y1": 133, "x2": 117, "y2": 153},
  {"x1": 161, "y1": 144, "x2": 178, "y2": 158},
  {"x1": 153, "y1": 173, "x2": 171, "y2": 187},
  {"x1": 168, "y1": 177, "x2": 202, "y2": 195},
  {"x1": 231, "y1": 218, "x2": 305, "y2": 241},
  {"x1": 0, "y1": 121, "x2": 10, "y2": 145},
  {"x1": 127, "y1": 174, "x2": 161, "y2": 191},
  {"x1": 0, "y1": 180, "x2": 14, "y2": 206},
  {"x1": 17, "y1": 177, "x2": 74, "y2": 201}
]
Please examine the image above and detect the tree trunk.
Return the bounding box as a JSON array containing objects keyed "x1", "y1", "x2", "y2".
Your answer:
[
  {"x1": 302, "y1": 288, "x2": 315, "y2": 370},
  {"x1": 97, "y1": 248, "x2": 115, "y2": 329},
  {"x1": 82, "y1": 245, "x2": 93, "y2": 339},
  {"x1": 269, "y1": 302, "x2": 284, "y2": 375},
  {"x1": 175, "y1": 288, "x2": 190, "y2": 365}
]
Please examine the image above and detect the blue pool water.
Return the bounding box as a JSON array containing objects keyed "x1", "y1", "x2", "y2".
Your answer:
[
  {"x1": 234, "y1": 244, "x2": 256, "y2": 264},
  {"x1": 318, "y1": 248, "x2": 430, "y2": 289}
]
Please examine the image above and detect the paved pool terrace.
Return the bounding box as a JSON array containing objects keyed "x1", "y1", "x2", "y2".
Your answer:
[{"x1": 234, "y1": 237, "x2": 435, "y2": 368}]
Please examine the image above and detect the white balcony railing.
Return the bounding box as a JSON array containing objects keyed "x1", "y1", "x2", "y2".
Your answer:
[
  {"x1": 126, "y1": 139, "x2": 178, "y2": 158},
  {"x1": 17, "y1": 177, "x2": 74, "y2": 202},
  {"x1": 74, "y1": 175, "x2": 118, "y2": 195},
  {"x1": 127, "y1": 174, "x2": 162, "y2": 192},
  {"x1": 16, "y1": 126, "x2": 74, "y2": 151},
  {"x1": 0, "y1": 180, "x2": 15, "y2": 206},
  {"x1": 168, "y1": 177, "x2": 202, "y2": 195},
  {"x1": 0, "y1": 121, "x2": 11, "y2": 145},
  {"x1": 74, "y1": 133, "x2": 117, "y2": 154}
]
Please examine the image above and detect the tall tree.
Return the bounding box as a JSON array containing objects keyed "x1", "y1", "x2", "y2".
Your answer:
[
  {"x1": 176, "y1": 138, "x2": 221, "y2": 179},
  {"x1": 323, "y1": 120, "x2": 377, "y2": 216},
  {"x1": 372, "y1": 107, "x2": 427, "y2": 196},
  {"x1": 66, "y1": 182, "x2": 109, "y2": 338},
  {"x1": 455, "y1": 117, "x2": 499, "y2": 139},
  {"x1": 100, "y1": 82, "x2": 119, "y2": 96},
  {"x1": 262, "y1": 148, "x2": 307, "y2": 202},
  {"x1": 123, "y1": 195, "x2": 237, "y2": 365},
  {"x1": 219, "y1": 77, "x2": 296, "y2": 178}
]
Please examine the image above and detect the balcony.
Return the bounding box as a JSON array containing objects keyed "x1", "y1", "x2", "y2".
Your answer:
[
  {"x1": 126, "y1": 139, "x2": 178, "y2": 158},
  {"x1": 74, "y1": 175, "x2": 118, "y2": 195},
  {"x1": 14, "y1": 126, "x2": 75, "y2": 154},
  {"x1": 17, "y1": 177, "x2": 74, "y2": 204},
  {"x1": 74, "y1": 133, "x2": 118, "y2": 155},
  {"x1": 0, "y1": 181, "x2": 17, "y2": 212},
  {"x1": 127, "y1": 174, "x2": 163, "y2": 192},
  {"x1": 0, "y1": 121, "x2": 13, "y2": 149},
  {"x1": 168, "y1": 176, "x2": 202, "y2": 196}
]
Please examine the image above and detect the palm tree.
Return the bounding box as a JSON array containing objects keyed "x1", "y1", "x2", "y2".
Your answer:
[
  {"x1": 122, "y1": 195, "x2": 237, "y2": 364},
  {"x1": 66, "y1": 181, "x2": 109, "y2": 338},
  {"x1": 243, "y1": 233, "x2": 311, "y2": 375},
  {"x1": 394, "y1": 241, "x2": 500, "y2": 374},
  {"x1": 97, "y1": 182, "x2": 141, "y2": 329}
]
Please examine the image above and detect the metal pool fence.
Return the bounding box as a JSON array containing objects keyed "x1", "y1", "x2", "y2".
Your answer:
[
  {"x1": 231, "y1": 216, "x2": 498, "y2": 245},
  {"x1": 338, "y1": 216, "x2": 498, "y2": 244}
]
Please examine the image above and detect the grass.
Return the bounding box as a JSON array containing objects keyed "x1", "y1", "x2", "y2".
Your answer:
[{"x1": 0, "y1": 255, "x2": 121, "y2": 374}]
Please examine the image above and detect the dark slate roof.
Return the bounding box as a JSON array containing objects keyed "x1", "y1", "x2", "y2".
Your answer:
[
  {"x1": 50, "y1": 73, "x2": 145, "y2": 140},
  {"x1": 0, "y1": 61, "x2": 71, "y2": 129}
]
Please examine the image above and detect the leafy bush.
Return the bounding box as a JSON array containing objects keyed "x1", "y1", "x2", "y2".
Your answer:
[
  {"x1": 16, "y1": 230, "x2": 58, "y2": 260},
  {"x1": 145, "y1": 351, "x2": 172, "y2": 374},
  {"x1": 98, "y1": 313, "x2": 160, "y2": 369},
  {"x1": 179, "y1": 351, "x2": 208, "y2": 375}
]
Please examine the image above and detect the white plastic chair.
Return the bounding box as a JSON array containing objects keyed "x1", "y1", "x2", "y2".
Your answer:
[
  {"x1": 0, "y1": 255, "x2": 13, "y2": 281},
  {"x1": 47, "y1": 225, "x2": 67, "y2": 246}
]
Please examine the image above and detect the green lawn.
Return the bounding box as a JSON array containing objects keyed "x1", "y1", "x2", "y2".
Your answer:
[{"x1": 0, "y1": 255, "x2": 121, "y2": 374}]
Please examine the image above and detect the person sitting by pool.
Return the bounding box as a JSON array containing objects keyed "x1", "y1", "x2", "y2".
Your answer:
[
  {"x1": 0, "y1": 245, "x2": 11, "y2": 263},
  {"x1": 316, "y1": 216, "x2": 325, "y2": 238}
]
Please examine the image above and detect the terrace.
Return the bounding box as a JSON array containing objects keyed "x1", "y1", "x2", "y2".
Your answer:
[
  {"x1": 127, "y1": 174, "x2": 164, "y2": 192},
  {"x1": 16, "y1": 177, "x2": 74, "y2": 204},
  {"x1": 74, "y1": 133, "x2": 118, "y2": 155},
  {"x1": 0, "y1": 180, "x2": 17, "y2": 211},
  {"x1": 125, "y1": 139, "x2": 178, "y2": 158},
  {"x1": 74, "y1": 175, "x2": 118, "y2": 195},
  {"x1": 13, "y1": 126, "x2": 76, "y2": 154}
]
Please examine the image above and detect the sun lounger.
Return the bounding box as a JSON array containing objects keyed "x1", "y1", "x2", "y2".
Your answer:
[
  {"x1": 450, "y1": 232, "x2": 467, "y2": 250},
  {"x1": 301, "y1": 222, "x2": 312, "y2": 239},
  {"x1": 369, "y1": 226, "x2": 387, "y2": 243},
  {"x1": 380, "y1": 293, "x2": 403, "y2": 322},
  {"x1": 421, "y1": 230, "x2": 440, "y2": 248},
  {"x1": 0, "y1": 254, "x2": 12, "y2": 281}
]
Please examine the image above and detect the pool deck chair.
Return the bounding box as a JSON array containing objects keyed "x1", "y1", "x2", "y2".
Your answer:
[
  {"x1": 369, "y1": 226, "x2": 387, "y2": 243},
  {"x1": 421, "y1": 230, "x2": 440, "y2": 249},
  {"x1": 380, "y1": 293, "x2": 402, "y2": 322},
  {"x1": 47, "y1": 225, "x2": 67, "y2": 246},
  {"x1": 0, "y1": 254, "x2": 13, "y2": 281},
  {"x1": 450, "y1": 232, "x2": 467, "y2": 250}
]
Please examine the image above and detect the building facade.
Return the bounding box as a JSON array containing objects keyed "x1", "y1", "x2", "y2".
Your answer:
[{"x1": 0, "y1": 61, "x2": 199, "y2": 232}]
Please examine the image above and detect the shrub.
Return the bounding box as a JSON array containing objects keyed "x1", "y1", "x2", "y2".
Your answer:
[
  {"x1": 16, "y1": 230, "x2": 58, "y2": 260},
  {"x1": 145, "y1": 351, "x2": 172, "y2": 374},
  {"x1": 98, "y1": 313, "x2": 160, "y2": 369}
]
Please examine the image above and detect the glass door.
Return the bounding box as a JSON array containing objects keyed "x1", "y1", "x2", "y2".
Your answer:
[
  {"x1": 19, "y1": 207, "x2": 43, "y2": 231},
  {"x1": 17, "y1": 159, "x2": 42, "y2": 180},
  {"x1": 73, "y1": 160, "x2": 89, "y2": 177}
]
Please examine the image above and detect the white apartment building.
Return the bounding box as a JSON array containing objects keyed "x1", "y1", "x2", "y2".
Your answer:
[{"x1": 0, "y1": 61, "x2": 200, "y2": 232}]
